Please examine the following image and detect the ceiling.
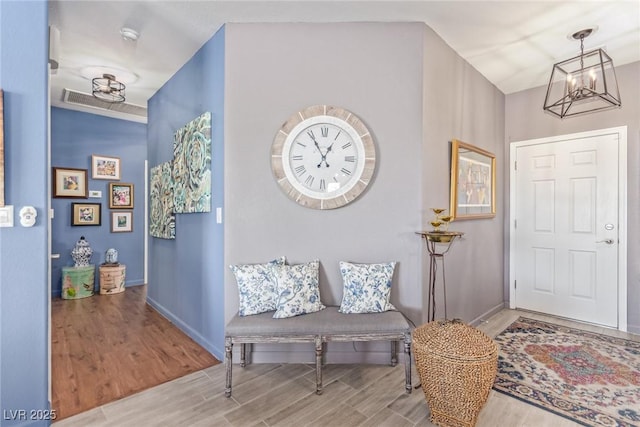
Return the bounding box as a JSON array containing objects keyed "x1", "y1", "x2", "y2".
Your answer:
[{"x1": 49, "y1": 1, "x2": 640, "y2": 122}]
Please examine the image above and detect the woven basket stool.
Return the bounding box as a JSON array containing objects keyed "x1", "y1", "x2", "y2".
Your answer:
[{"x1": 413, "y1": 319, "x2": 498, "y2": 427}]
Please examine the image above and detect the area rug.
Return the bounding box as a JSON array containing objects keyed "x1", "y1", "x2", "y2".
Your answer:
[{"x1": 493, "y1": 317, "x2": 640, "y2": 426}]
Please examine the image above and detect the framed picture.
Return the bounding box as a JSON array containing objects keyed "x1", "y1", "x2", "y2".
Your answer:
[
  {"x1": 91, "y1": 154, "x2": 121, "y2": 180},
  {"x1": 0, "y1": 89, "x2": 5, "y2": 207},
  {"x1": 53, "y1": 167, "x2": 88, "y2": 198},
  {"x1": 109, "y1": 182, "x2": 134, "y2": 209},
  {"x1": 449, "y1": 139, "x2": 496, "y2": 220},
  {"x1": 111, "y1": 210, "x2": 133, "y2": 233},
  {"x1": 71, "y1": 202, "x2": 101, "y2": 226}
]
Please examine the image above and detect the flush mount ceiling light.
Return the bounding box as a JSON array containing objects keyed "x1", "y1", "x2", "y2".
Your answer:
[
  {"x1": 543, "y1": 28, "x2": 621, "y2": 118},
  {"x1": 92, "y1": 73, "x2": 125, "y2": 103},
  {"x1": 120, "y1": 27, "x2": 139, "y2": 42}
]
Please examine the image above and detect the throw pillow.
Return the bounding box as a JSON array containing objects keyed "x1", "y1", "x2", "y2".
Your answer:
[
  {"x1": 230, "y1": 256, "x2": 286, "y2": 316},
  {"x1": 272, "y1": 260, "x2": 326, "y2": 319},
  {"x1": 338, "y1": 261, "x2": 397, "y2": 314}
]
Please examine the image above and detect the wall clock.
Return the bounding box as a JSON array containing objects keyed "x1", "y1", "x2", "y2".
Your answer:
[{"x1": 271, "y1": 105, "x2": 376, "y2": 210}]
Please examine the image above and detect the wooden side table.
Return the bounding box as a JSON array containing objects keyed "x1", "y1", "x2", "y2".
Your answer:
[
  {"x1": 61, "y1": 265, "x2": 95, "y2": 299},
  {"x1": 416, "y1": 231, "x2": 464, "y2": 321},
  {"x1": 99, "y1": 264, "x2": 126, "y2": 295}
]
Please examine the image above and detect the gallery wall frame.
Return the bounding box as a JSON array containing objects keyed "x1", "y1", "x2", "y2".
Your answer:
[
  {"x1": 53, "y1": 167, "x2": 88, "y2": 198},
  {"x1": 71, "y1": 202, "x2": 101, "y2": 226},
  {"x1": 111, "y1": 210, "x2": 133, "y2": 233},
  {"x1": 91, "y1": 154, "x2": 121, "y2": 180},
  {"x1": 109, "y1": 182, "x2": 134, "y2": 209},
  {"x1": 0, "y1": 89, "x2": 4, "y2": 207},
  {"x1": 449, "y1": 139, "x2": 496, "y2": 220}
]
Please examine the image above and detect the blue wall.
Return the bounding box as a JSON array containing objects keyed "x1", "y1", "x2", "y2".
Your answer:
[
  {"x1": 146, "y1": 28, "x2": 225, "y2": 358},
  {"x1": 0, "y1": 1, "x2": 50, "y2": 425},
  {"x1": 50, "y1": 108, "x2": 146, "y2": 297}
]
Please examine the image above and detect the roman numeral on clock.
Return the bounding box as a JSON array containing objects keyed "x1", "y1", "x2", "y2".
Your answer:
[
  {"x1": 305, "y1": 175, "x2": 315, "y2": 186},
  {"x1": 319, "y1": 179, "x2": 326, "y2": 191},
  {"x1": 295, "y1": 165, "x2": 306, "y2": 175},
  {"x1": 321, "y1": 126, "x2": 329, "y2": 137},
  {"x1": 342, "y1": 141, "x2": 352, "y2": 150},
  {"x1": 341, "y1": 168, "x2": 352, "y2": 176},
  {"x1": 292, "y1": 155, "x2": 303, "y2": 161},
  {"x1": 306, "y1": 130, "x2": 316, "y2": 142},
  {"x1": 344, "y1": 155, "x2": 355, "y2": 163}
]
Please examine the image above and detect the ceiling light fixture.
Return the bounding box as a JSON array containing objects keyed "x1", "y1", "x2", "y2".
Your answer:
[
  {"x1": 543, "y1": 28, "x2": 621, "y2": 119},
  {"x1": 92, "y1": 74, "x2": 125, "y2": 103},
  {"x1": 120, "y1": 27, "x2": 139, "y2": 42}
]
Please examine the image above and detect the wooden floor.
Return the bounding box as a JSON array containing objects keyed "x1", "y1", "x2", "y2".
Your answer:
[
  {"x1": 53, "y1": 308, "x2": 639, "y2": 426},
  {"x1": 51, "y1": 284, "x2": 219, "y2": 420}
]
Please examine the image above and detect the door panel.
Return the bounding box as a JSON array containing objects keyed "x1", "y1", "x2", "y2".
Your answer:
[{"x1": 513, "y1": 134, "x2": 619, "y2": 327}]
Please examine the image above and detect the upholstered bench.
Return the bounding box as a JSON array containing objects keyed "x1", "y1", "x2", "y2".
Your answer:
[{"x1": 224, "y1": 306, "x2": 412, "y2": 397}]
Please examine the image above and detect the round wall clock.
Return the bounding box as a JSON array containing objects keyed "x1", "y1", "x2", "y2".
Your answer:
[{"x1": 271, "y1": 105, "x2": 376, "y2": 210}]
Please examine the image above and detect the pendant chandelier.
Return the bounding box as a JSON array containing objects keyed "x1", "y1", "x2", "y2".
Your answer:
[
  {"x1": 92, "y1": 73, "x2": 125, "y2": 103},
  {"x1": 543, "y1": 28, "x2": 621, "y2": 119}
]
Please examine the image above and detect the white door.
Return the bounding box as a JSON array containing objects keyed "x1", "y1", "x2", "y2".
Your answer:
[{"x1": 511, "y1": 130, "x2": 624, "y2": 328}]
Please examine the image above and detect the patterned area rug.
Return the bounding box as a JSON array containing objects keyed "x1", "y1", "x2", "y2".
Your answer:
[{"x1": 493, "y1": 317, "x2": 640, "y2": 426}]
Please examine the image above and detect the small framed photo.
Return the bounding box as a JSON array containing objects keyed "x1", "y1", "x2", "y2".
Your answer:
[
  {"x1": 111, "y1": 210, "x2": 133, "y2": 233},
  {"x1": 53, "y1": 167, "x2": 88, "y2": 198},
  {"x1": 92, "y1": 154, "x2": 121, "y2": 180},
  {"x1": 71, "y1": 203, "x2": 101, "y2": 226},
  {"x1": 109, "y1": 183, "x2": 134, "y2": 209},
  {"x1": 449, "y1": 139, "x2": 496, "y2": 220}
]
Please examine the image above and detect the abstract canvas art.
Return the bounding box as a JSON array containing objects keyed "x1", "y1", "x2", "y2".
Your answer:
[
  {"x1": 172, "y1": 112, "x2": 212, "y2": 213},
  {"x1": 149, "y1": 162, "x2": 175, "y2": 239}
]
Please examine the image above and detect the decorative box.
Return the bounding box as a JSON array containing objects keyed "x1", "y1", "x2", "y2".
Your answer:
[
  {"x1": 99, "y1": 264, "x2": 126, "y2": 295},
  {"x1": 61, "y1": 265, "x2": 95, "y2": 299}
]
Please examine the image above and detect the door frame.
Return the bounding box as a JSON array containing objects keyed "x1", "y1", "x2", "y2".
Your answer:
[{"x1": 509, "y1": 126, "x2": 628, "y2": 331}]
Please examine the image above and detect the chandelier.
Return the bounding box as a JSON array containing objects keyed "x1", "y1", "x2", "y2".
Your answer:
[
  {"x1": 92, "y1": 73, "x2": 125, "y2": 103},
  {"x1": 543, "y1": 28, "x2": 621, "y2": 118}
]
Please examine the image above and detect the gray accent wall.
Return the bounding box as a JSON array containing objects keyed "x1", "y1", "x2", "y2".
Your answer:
[
  {"x1": 505, "y1": 61, "x2": 640, "y2": 333},
  {"x1": 223, "y1": 23, "x2": 505, "y2": 361}
]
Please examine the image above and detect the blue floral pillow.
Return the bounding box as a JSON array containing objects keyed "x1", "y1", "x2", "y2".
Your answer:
[
  {"x1": 230, "y1": 256, "x2": 286, "y2": 316},
  {"x1": 338, "y1": 261, "x2": 397, "y2": 314},
  {"x1": 272, "y1": 260, "x2": 326, "y2": 319}
]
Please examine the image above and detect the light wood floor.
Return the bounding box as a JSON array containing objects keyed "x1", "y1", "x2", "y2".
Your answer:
[
  {"x1": 51, "y1": 284, "x2": 219, "y2": 420},
  {"x1": 53, "y1": 307, "x2": 639, "y2": 426}
]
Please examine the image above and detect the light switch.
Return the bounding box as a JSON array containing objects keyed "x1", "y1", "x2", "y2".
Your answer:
[
  {"x1": 0, "y1": 205, "x2": 14, "y2": 227},
  {"x1": 216, "y1": 207, "x2": 222, "y2": 224}
]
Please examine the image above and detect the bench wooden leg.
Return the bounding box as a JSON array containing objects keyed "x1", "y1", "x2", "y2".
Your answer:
[
  {"x1": 315, "y1": 336, "x2": 323, "y2": 395},
  {"x1": 240, "y1": 343, "x2": 247, "y2": 367},
  {"x1": 403, "y1": 333, "x2": 412, "y2": 394},
  {"x1": 391, "y1": 340, "x2": 398, "y2": 366},
  {"x1": 225, "y1": 337, "x2": 232, "y2": 397}
]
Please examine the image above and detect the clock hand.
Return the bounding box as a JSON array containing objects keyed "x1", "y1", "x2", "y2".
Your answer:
[{"x1": 322, "y1": 143, "x2": 334, "y2": 168}]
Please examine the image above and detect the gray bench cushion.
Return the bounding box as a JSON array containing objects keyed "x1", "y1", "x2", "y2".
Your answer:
[{"x1": 226, "y1": 306, "x2": 410, "y2": 336}]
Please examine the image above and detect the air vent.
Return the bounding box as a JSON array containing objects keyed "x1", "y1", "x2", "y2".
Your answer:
[{"x1": 62, "y1": 88, "x2": 147, "y2": 118}]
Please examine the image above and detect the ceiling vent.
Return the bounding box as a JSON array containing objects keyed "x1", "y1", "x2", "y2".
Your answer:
[{"x1": 62, "y1": 88, "x2": 147, "y2": 118}]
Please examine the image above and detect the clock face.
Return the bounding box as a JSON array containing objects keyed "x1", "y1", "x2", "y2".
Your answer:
[{"x1": 272, "y1": 105, "x2": 375, "y2": 209}]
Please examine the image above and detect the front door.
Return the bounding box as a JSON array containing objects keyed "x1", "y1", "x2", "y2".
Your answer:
[{"x1": 510, "y1": 129, "x2": 624, "y2": 328}]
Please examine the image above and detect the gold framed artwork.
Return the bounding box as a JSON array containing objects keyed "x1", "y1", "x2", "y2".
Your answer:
[
  {"x1": 0, "y1": 89, "x2": 4, "y2": 207},
  {"x1": 449, "y1": 139, "x2": 496, "y2": 220},
  {"x1": 53, "y1": 167, "x2": 88, "y2": 198},
  {"x1": 91, "y1": 154, "x2": 121, "y2": 180},
  {"x1": 109, "y1": 182, "x2": 134, "y2": 209},
  {"x1": 111, "y1": 210, "x2": 133, "y2": 233},
  {"x1": 71, "y1": 202, "x2": 101, "y2": 226}
]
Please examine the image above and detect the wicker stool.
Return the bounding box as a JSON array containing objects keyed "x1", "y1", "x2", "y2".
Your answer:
[{"x1": 413, "y1": 319, "x2": 498, "y2": 427}]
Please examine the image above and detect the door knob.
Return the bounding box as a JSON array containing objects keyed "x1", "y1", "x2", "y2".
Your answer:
[{"x1": 596, "y1": 239, "x2": 614, "y2": 244}]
